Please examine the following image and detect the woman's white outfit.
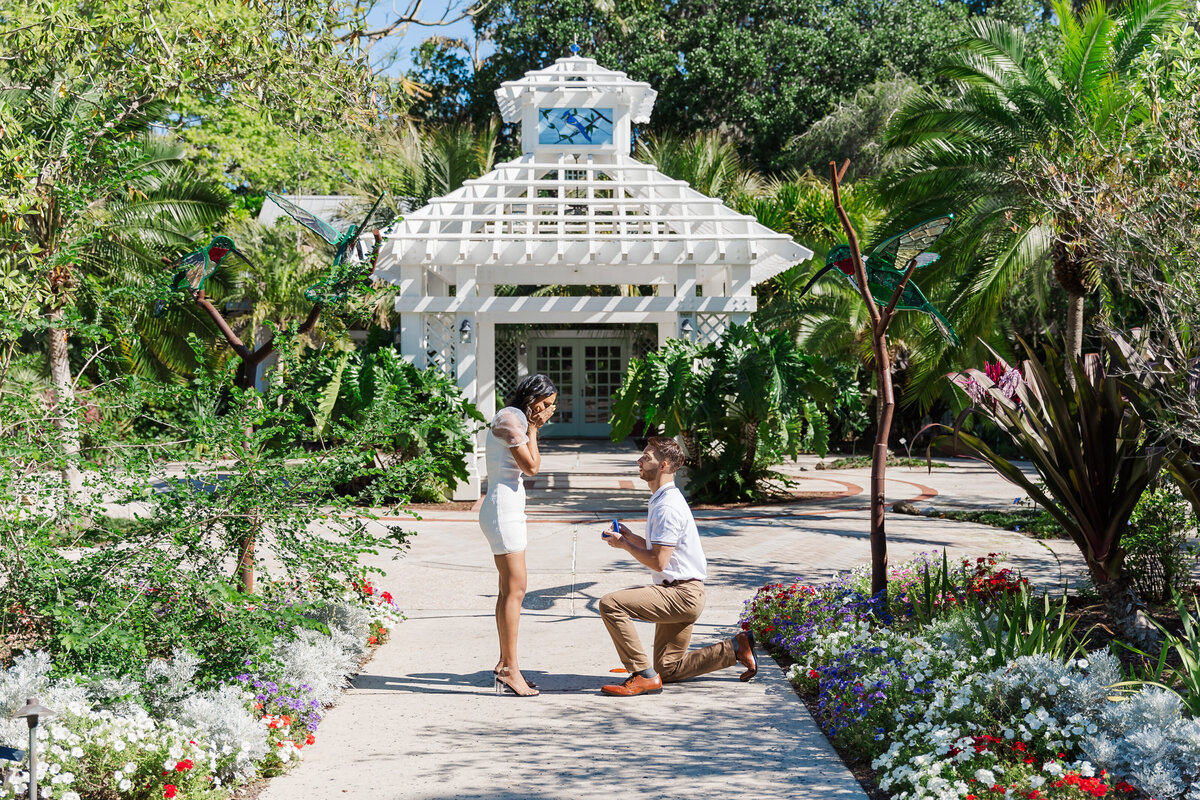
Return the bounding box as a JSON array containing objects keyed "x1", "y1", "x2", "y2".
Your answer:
[{"x1": 478, "y1": 406, "x2": 531, "y2": 555}]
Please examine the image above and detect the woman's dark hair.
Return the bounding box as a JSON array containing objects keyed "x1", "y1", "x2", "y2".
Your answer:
[{"x1": 505, "y1": 373, "x2": 557, "y2": 412}]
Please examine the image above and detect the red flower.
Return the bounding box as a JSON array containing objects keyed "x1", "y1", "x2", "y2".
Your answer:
[
  {"x1": 368, "y1": 635, "x2": 378, "y2": 645},
  {"x1": 1013, "y1": 742, "x2": 1027, "y2": 752},
  {"x1": 381, "y1": 591, "x2": 393, "y2": 603},
  {"x1": 306, "y1": 733, "x2": 316, "y2": 745},
  {"x1": 164, "y1": 786, "x2": 178, "y2": 799},
  {"x1": 175, "y1": 759, "x2": 194, "y2": 772},
  {"x1": 807, "y1": 669, "x2": 819, "y2": 679}
]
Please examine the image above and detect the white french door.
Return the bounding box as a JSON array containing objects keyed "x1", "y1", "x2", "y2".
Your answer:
[{"x1": 531, "y1": 339, "x2": 626, "y2": 437}]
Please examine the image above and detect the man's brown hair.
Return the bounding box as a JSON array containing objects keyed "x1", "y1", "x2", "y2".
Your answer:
[{"x1": 646, "y1": 436, "x2": 684, "y2": 472}]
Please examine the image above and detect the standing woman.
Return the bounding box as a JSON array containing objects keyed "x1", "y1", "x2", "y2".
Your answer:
[{"x1": 479, "y1": 373, "x2": 557, "y2": 696}]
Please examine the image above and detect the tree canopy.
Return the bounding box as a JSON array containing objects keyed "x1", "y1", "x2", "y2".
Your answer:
[{"x1": 410, "y1": 0, "x2": 1048, "y2": 169}]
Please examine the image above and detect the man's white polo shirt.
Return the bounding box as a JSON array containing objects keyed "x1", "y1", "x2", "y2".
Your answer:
[{"x1": 645, "y1": 482, "x2": 707, "y2": 584}]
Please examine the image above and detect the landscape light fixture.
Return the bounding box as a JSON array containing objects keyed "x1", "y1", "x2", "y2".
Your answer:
[
  {"x1": 13, "y1": 698, "x2": 55, "y2": 800},
  {"x1": 459, "y1": 318, "x2": 473, "y2": 344},
  {"x1": 679, "y1": 317, "x2": 694, "y2": 339}
]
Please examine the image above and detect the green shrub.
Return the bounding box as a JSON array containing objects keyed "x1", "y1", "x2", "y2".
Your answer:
[
  {"x1": 610, "y1": 323, "x2": 834, "y2": 502},
  {"x1": 1122, "y1": 486, "x2": 1197, "y2": 603}
]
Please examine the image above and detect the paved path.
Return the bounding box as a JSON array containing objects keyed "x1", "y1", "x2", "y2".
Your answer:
[{"x1": 259, "y1": 444, "x2": 1083, "y2": 800}]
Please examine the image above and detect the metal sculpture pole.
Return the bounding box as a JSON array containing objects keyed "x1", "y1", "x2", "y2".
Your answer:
[{"x1": 829, "y1": 160, "x2": 927, "y2": 600}]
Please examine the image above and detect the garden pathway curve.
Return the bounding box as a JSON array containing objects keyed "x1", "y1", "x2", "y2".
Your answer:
[{"x1": 258, "y1": 445, "x2": 1083, "y2": 800}]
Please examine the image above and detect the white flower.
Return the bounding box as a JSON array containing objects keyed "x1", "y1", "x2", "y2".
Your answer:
[
  {"x1": 119, "y1": 779, "x2": 133, "y2": 790},
  {"x1": 62, "y1": 793, "x2": 81, "y2": 800},
  {"x1": 113, "y1": 771, "x2": 124, "y2": 782},
  {"x1": 1021, "y1": 697, "x2": 1031, "y2": 710},
  {"x1": 1029, "y1": 776, "x2": 1045, "y2": 788},
  {"x1": 974, "y1": 769, "x2": 996, "y2": 785},
  {"x1": 60, "y1": 773, "x2": 74, "y2": 784},
  {"x1": 69, "y1": 747, "x2": 83, "y2": 758}
]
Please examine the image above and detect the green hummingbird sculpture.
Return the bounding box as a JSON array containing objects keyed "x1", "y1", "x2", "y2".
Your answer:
[
  {"x1": 153, "y1": 235, "x2": 253, "y2": 317},
  {"x1": 265, "y1": 192, "x2": 388, "y2": 304},
  {"x1": 797, "y1": 215, "x2": 959, "y2": 345}
]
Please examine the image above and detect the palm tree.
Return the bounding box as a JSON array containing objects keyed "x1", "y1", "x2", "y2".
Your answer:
[
  {"x1": 880, "y1": 0, "x2": 1182, "y2": 364},
  {"x1": 377, "y1": 119, "x2": 500, "y2": 208},
  {"x1": 636, "y1": 130, "x2": 763, "y2": 206},
  {"x1": 5, "y1": 88, "x2": 231, "y2": 490}
]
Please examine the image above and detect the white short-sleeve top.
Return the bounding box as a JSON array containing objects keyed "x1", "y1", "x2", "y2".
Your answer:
[{"x1": 645, "y1": 482, "x2": 707, "y2": 583}]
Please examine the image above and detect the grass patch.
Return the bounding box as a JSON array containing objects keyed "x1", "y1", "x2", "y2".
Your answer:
[
  {"x1": 931, "y1": 507, "x2": 1067, "y2": 539},
  {"x1": 817, "y1": 455, "x2": 949, "y2": 470}
]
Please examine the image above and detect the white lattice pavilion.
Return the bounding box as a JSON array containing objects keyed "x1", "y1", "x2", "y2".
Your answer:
[{"x1": 374, "y1": 53, "x2": 813, "y2": 497}]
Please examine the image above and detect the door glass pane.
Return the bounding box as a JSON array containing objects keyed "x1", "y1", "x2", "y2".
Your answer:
[
  {"x1": 535, "y1": 344, "x2": 574, "y2": 425},
  {"x1": 583, "y1": 344, "x2": 623, "y2": 423}
]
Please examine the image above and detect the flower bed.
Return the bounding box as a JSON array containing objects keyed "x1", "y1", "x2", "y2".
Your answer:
[
  {"x1": 741, "y1": 553, "x2": 1200, "y2": 800},
  {"x1": 0, "y1": 581, "x2": 400, "y2": 800}
]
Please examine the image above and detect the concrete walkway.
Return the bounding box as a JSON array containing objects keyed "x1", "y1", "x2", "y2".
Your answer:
[{"x1": 259, "y1": 443, "x2": 1083, "y2": 800}]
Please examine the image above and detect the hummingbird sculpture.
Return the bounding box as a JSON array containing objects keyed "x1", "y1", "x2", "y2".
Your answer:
[
  {"x1": 153, "y1": 235, "x2": 253, "y2": 316},
  {"x1": 797, "y1": 215, "x2": 959, "y2": 345},
  {"x1": 265, "y1": 191, "x2": 387, "y2": 304}
]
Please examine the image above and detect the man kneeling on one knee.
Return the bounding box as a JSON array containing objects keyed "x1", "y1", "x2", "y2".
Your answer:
[{"x1": 598, "y1": 436, "x2": 757, "y2": 697}]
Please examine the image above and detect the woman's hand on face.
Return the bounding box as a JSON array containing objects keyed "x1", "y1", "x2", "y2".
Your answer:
[{"x1": 526, "y1": 397, "x2": 557, "y2": 428}]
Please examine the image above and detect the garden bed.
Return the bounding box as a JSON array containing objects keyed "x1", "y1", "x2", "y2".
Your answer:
[
  {"x1": 742, "y1": 552, "x2": 1200, "y2": 800},
  {"x1": 0, "y1": 579, "x2": 401, "y2": 800}
]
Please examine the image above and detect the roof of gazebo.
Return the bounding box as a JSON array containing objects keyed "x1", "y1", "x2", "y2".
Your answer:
[
  {"x1": 494, "y1": 56, "x2": 657, "y2": 124},
  {"x1": 375, "y1": 53, "x2": 812, "y2": 287},
  {"x1": 377, "y1": 153, "x2": 811, "y2": 284}
]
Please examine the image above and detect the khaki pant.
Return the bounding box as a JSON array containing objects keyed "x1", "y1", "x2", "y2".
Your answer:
[{"x1": 598, "y1": 581, "x2": 736, "y2": 682}]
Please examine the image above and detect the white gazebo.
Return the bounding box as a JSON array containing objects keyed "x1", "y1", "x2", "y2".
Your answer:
[{"x1": 374, "y1": 53, "x2": 813, "y2": 497}]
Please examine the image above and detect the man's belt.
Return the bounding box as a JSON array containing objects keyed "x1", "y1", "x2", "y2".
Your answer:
[{"x1": 661, "y1": 578, "x2": 702, "y2": 587}]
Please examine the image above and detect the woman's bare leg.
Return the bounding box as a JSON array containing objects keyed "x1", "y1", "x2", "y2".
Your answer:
[{"x1": 494, "y1": 551, "x2": 537, "y2": 696}]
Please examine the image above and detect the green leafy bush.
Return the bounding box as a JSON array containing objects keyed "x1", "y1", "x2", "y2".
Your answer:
[
  {"x1": 610, "y1": 323, "x2": 834, "y2": 502},
  {"x1": 300, "y1": 343, "x2": 483, "y2": 502},
  {"x1": 1122, "y1": 486, "x2": 1197, "y2": 603}
]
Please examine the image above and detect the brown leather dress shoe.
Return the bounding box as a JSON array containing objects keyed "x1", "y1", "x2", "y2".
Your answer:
[
  {"x1": 601, "y1": 673, "x2": 663, "y2": 696},
  {"x1": 734, "y1": 630, "x2": 758, "y2": 682}
]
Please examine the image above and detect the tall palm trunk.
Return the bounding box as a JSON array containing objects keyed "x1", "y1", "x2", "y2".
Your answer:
[
  {"x1": 46, "y1": 307, "x2": 83, "y2": 495},
  {"x1": 1052, "y1": 240, "x2": 1089, "y2": 357}
]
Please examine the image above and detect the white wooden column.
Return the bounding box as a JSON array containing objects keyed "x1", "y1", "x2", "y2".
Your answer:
[
  {"x1": 451, "y1": 266, "x2": 482, "y2": 500},
  {"x1": 675, "y1": 265, "x2": 697, "y2": 343},
  {"x1": 475, "y1": 281, "x2": 497, "y2": 492},
  {"x1": 658, "y1": 320, "x2": 674, "y2": 347},
  {"x1": 397, "y1": 263, "x2": 424, "y2": 365},
  {"x1": 729, "y1": 265, "x2": 753, "y2": 327}
]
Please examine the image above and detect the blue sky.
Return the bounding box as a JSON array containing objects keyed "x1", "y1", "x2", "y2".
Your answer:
[{"x1": 368, "y1": 1, "x2": 489, "y2": 75}]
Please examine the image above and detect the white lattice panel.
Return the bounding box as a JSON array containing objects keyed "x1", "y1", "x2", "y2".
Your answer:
[
  {"x1": 423, "y1": 314, "x2": 457, "y2": 377},
  {"x1": 494, "y1": 329, "x2": 521, "y2": 405},
  {"x1": 695, "y1": 313, "x2": 729, "y2": 344}
]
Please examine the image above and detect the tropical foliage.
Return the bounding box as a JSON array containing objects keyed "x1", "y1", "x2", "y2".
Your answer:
[
  {"x1": 610, "y1": 323, "x2": 834, "y2": 502},
  {"x1": 417, "y1": 0, "x2": 1045, "y2": 169},
  {"x1": 941, "y1": 341, "x2": 1165, "y2": 645},
  {"x1": 879, "y1": 0, "x2": 1183, "y2": 406},
  {"x1": 298, "y1": 343, "x2": 484, "y2": 501}
]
